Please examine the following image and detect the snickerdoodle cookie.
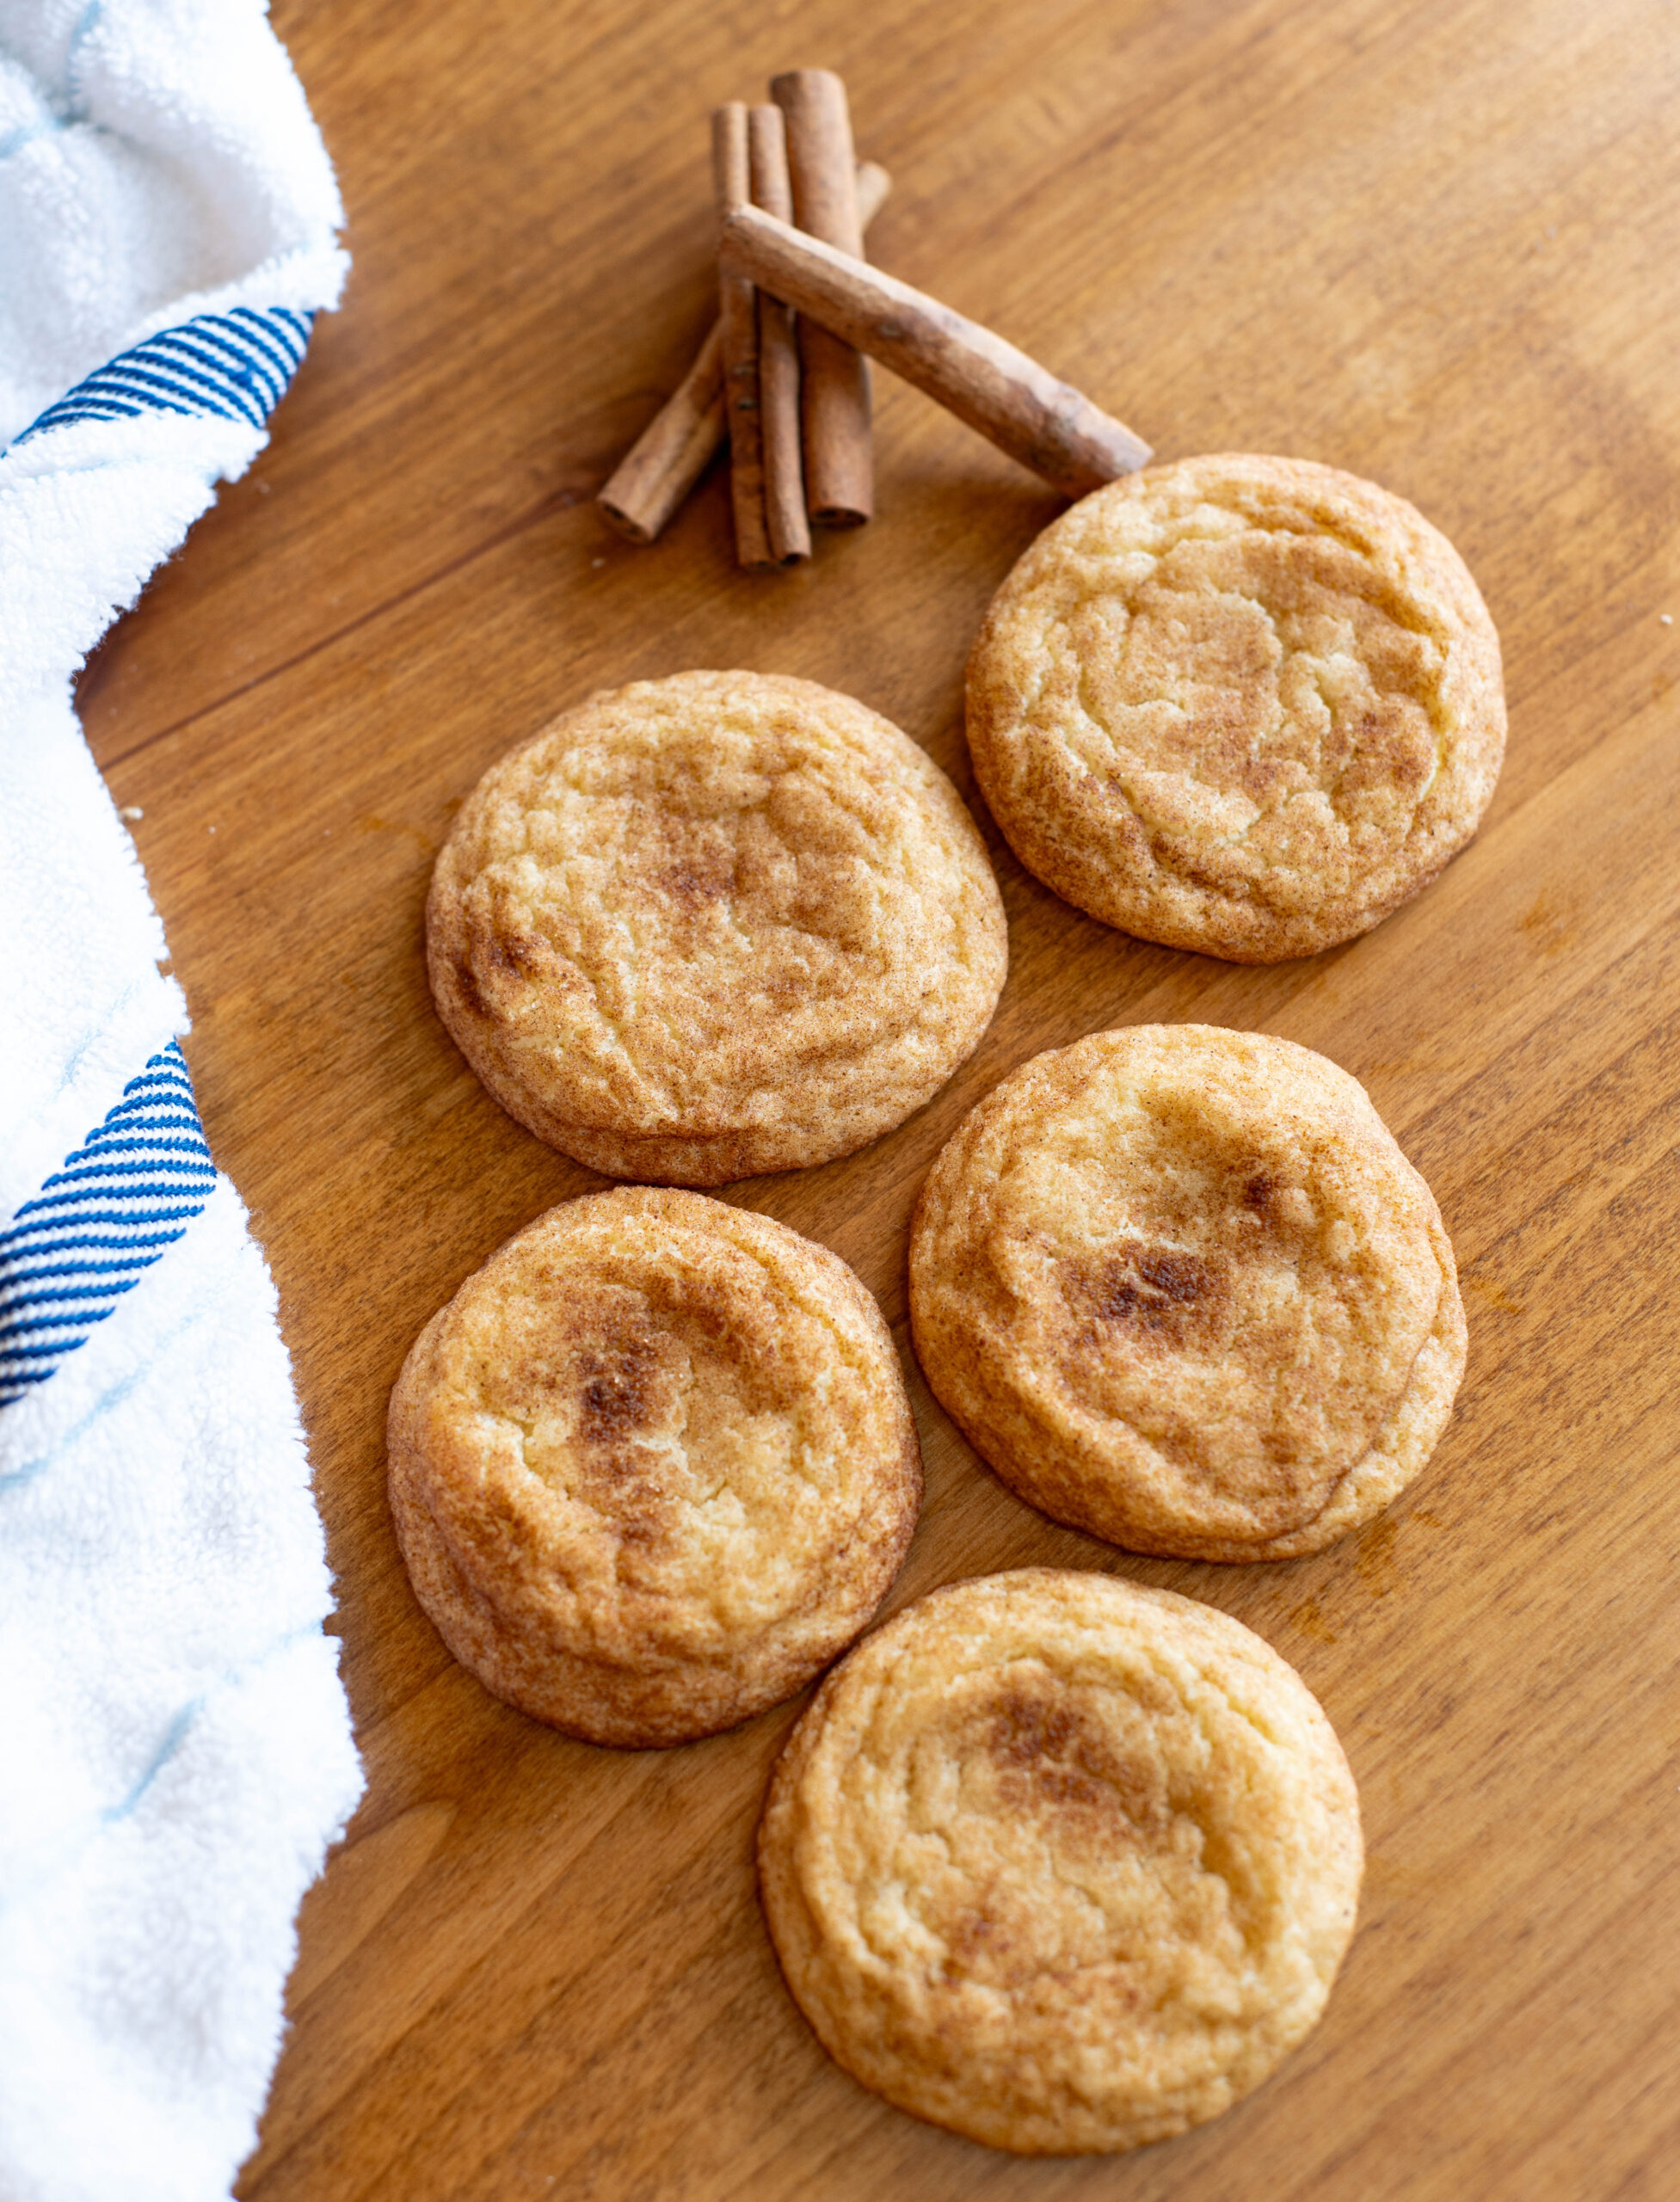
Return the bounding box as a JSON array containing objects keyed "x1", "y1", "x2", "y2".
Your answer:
[
  {"x1": 759, "y1": 1567, "x2": 1363, "y2": 2154},
  {"x1": 966, "y1": 453, "x2": 1505, "y2": 962},
  {"x1": 388, "y1": 1187, "x2": 921, "y2": 1746},
  {"x1": 428, "y1": 671, "x2": 1007, "y2": 1185},
  {"x1": 909, "y1": 1025, "x2": 1464, "y2": 1561}
]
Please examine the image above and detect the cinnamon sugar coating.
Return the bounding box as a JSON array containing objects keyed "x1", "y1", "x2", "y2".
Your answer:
[
  {"x1": 389, "y1": 1188, "x2": 921, "y2": 1746},
  {"x1": 909, "y1": 1025, "x2": 1465, "y2": 1561},
  {"x1": 759, "y1": 1569, "x2": 1363, "y2": 2153},
  {"x1": 428, "y1": 671, "x2": 1006, "y2": 1184},
  {"x1": 965, "y1": 453, "x2": 1505, "y2": 961}
]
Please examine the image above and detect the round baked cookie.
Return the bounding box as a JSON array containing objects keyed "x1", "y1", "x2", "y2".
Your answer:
[
  {"x1": 908, "y1": 1025, "x2": 1465, "y2": 1561},
  {"x1": 759, "y1": 1567, "x2": 1363, "y2": 2155},
  {"x1": 388, "y1": 1186, "x2": 922, "y2": 1746},
  {"x1": 965, "y1": 452, "x2": 1505, "y2": 962},
  {"x1": 427, "y1": 670, "x2": 1008, "y2": 1185}
]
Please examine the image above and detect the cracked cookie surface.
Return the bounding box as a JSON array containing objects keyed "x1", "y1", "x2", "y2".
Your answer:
[
  {"x1": 758, "y1": 1568, "x2": 1363, "y2": 2154},
  {"x1": 908, "y1": 1025, "x2": 1465, "y2": 1560},
  {"x1": 965, "y1": 453, "x2": 1505, "y2": 962},
  {"x1": 428, "y1": 671, "x2": 1008, "y2": 1184},
  {"x1": 388, "y1": 1187, "x2": 921, "y2": 1745}
]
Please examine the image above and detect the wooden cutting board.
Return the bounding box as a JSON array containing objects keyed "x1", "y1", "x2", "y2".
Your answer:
[{"x1": 76, "y1": 0, "x2": 1680, "y2": 2193}]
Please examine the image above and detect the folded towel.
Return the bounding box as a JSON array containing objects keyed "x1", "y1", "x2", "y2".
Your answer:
[{"x1": 0, "y1": 5, "x2": 363, "y2": 2197}]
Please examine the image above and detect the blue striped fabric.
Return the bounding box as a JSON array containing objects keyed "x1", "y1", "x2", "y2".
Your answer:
[
  {"x1": 0, "y1": 1043, "x2": 215, "y2": 1407},
  {"x1": 10, "y1": 304, "x2": 313, "y2": 446}
]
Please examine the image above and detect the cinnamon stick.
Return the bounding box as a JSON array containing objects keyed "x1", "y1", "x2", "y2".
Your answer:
[
  {"x1": 748, "y1": 104, "x2": 810, "y2": 564},
  {"x1": 596, "y1": 161, "x2": 890, "y2": 546},
  {"x1": 595, "y1": 325, "x2": 724, "y2": 545},
  {"x1": 718, "y1": 204, "x2": 1153, "y2": 499},
  {"x1": 712, "y1": 103, "x2": 772, "y2": 569},
  {"x1": 770, "y1": 69, "x2": 872, "y2": 527}
]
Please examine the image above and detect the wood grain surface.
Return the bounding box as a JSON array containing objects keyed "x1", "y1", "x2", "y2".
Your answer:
[{"x1": 71, "y1": 0, "x2": 1680, "y2": 2194}]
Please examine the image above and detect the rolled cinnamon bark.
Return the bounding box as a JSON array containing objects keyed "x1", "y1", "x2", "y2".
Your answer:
[
  {"x1": 712, "y1": 104, "x2": 772, "y2": 569},
  {"x1": 719, "y1": 205, "x2": 1153, "y2": 499},
  {"x1": 596, "y1": 161, "x2": 890, "y2": 547},
  {"x1": 749, "y1": 104, "x2": 810, "y2": 565},
  {"x1": 770, "y1": 69, "x2": 872, "y2": 527},
  {"x1": 595, "y1": 326, "x2": 724, "y2": 546}
]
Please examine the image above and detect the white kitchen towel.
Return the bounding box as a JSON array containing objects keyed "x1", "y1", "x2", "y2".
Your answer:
[{"x1": 0, "y1": 3, "x2": 364, "y2": 2198}]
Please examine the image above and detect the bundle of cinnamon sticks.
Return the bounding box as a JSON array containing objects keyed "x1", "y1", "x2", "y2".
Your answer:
[{"x1": 597, "y1": 70, "x2": 1152, "y2": 569}]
